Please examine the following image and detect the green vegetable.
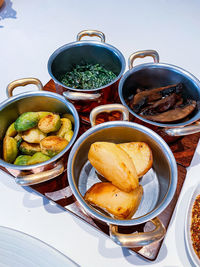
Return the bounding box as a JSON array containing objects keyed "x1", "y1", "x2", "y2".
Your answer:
[
  {"x1": 3, "y1": 136, "x2": 18, "y2": 163},
  {"x1": 55, "y1": 118, "x2": 72, "y2": 138},
  {"x1": 60, "y1": 63, "x2": 116, "y2": 89},
  {"x1": 5, "y1": 122, "x2": 17, "y2": 137},
  {"x1": 62, "y1": 113, "x2": 74, "y2": 124},
  {"x1": 28, "y1": 152, "x2": 50, "y2": 165},
  {"x1": 19, "y1": 141, "x2": 41, "y2": 155},
  {"x1": 38, "y1": 114, "x2": 61, "y2": 133},
  {"x1": 14, "y1": 112, "x2": 39, "y2": 131},
  {"x1": 64, "y1": 130, "x2": 74, "y2": 142},
  {"x1": 40, "y1": 136, "x2": 68, "y2": 157},
  {"x1": 37, "y1": 111, "x2": 52, "y2": 120},
  {"x1": 22, "y1": 127, "x2": 46, "y2": 143},
  {"x1": 14, "y1": 155, "x2": 32, "y2": 165}
]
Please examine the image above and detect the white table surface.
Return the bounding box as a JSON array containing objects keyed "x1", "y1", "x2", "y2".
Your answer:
[{"x1": 0, "y1": 0, "x2": 200, "y2": 266}]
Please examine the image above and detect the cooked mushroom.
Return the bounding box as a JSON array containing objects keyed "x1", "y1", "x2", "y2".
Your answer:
[{"x1": 141, "y1": 100, "x2": 196, "y2": 122}]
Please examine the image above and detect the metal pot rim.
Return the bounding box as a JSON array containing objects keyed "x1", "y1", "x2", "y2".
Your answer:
[
  {"x1": 47, "y1": 40, "x2": 126, "y2": 92},
  {"x1": 67, "y1": 120, "x2": 177, "y2": 226},
  {"x1": 118, "y1": 62, "x2": 200, "y2": 128},
  {"x1": 0, "y1": 90, "x2": 80, "y2": 170}
]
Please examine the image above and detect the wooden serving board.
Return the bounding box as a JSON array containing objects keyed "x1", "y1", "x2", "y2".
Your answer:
[{"x1": 31, "y1": 79, "x2": 200, "y2": 261}]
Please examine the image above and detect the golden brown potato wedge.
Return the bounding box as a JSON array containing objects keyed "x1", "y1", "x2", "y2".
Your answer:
[
  {"x1": 88, "y1": 142, "x2": 139, "y2": 192},
  {"x1": 117, "y1": 142, "x2": 153, "y2": 178},
  {"x1": 84, "y1": 182, "x2": 143, "y2": 219}
]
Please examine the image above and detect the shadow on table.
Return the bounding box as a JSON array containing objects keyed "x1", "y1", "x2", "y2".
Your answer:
[
  {"x1": 0, "y1": 0, "x2": 17, "y2": 27},
  {"x1": 121, "y1": 244, "x2": 167, "y2": 265},
  {"x1": 22, "y1": 186, "x2": 65, "y2": 214}
]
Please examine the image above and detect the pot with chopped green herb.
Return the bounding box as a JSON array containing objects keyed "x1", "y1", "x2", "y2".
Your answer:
[{"x1": 48, "y1": 30, "x2": 125, "y2": 113}]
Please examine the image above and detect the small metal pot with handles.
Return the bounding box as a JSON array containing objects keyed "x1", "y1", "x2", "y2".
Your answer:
[
  {"x1": 0, "y1": 78, "x2": 79, "y2": 186},
  {"x1": 118, "y1": 50, "x2": 200, "y2": 136},
  {"x1": 67, "y1": 104, "x2": 177, "y2": 248},
  {"x1": 48, "y1": 30, "x2": 126, "y2": 114}
]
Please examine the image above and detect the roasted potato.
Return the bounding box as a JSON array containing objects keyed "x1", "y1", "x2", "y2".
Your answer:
[
  {"x1": 5, "y1": 122, "x2": 17, "y2": 137},
  {"x1": 55, "y1": 118, "x2": 72, "y2": 138},
  {"x1": 3, "y1": 136, "x2": 18, "y2": 163},
  {"x1": 14, "y1": 155, "x2": 32, "y2": 165},
  {"x1": 64, "y1": 130, "x2": 74, "y2": 142},
  {"x1": 37, "y1": 111, "x2": 52, "y2": 120},
  {"x1": 22, "y1": 127, "x2": 46, "y2": 143},
  {"x1": 14, "y1": 112, "x2": 39, "y2": 131},
  {"x1": 40, "y1": 136, "x2": 68, "y2": 157},
  {"x1": 117, "y1": 142, "x2": 153, "y2": 177},
  {"x1": 28, "y1": 152, "x2": 50, "y2": 165},
  {"x1": 88, "y1": 142, "x2": 139, "y2": 192},
  {"x1": 38, "y1": 114, "x2": 61, "y2": 133},
  {"x1": 19, "y1": 141, "x2": 41, "y2": 155},
  {"x1": 84, "y1": 183, "x2": 143, "y2": 219}
]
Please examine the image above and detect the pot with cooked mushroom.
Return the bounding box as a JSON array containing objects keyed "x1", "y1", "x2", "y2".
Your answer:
[{"x1": 118, "y1": 50, "x2": 200, "y2": 137}]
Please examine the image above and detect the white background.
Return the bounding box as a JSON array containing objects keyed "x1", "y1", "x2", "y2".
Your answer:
[{"x1": 0, "y1": 0, "x2": 200, "y2": 266}]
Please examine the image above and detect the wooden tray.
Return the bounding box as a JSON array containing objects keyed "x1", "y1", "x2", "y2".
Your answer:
[{"x1": 31, "y1": 80, "x2": 200, "y2": 261}]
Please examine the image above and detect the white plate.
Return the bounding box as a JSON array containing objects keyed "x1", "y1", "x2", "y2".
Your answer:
[
  {"x1": 185, "y1": 183, "x2": 200, "y2": 267},
  {"x1": 0, "y1": 226, "x2": 78, "y2": 267}
]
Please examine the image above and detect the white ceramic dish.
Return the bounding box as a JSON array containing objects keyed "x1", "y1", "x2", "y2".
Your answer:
[
  {"x1": 185, "y1": 183, "x2": 200, "y2": 267},
  {"x1": 0, "y1": 226, "x2": 78, "y2": 267}
]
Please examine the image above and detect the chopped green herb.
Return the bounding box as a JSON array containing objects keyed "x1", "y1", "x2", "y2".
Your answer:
[{"x1": 60, "y1": 64, "x2": 117, "y2": 89}]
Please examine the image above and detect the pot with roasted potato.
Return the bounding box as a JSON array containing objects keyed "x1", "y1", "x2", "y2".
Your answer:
[
  {"x1": 0, "y1": 78, "x2": 79, "y2": 186},
  {"x1": 67, "y1": 104, "x2": 177, "y2": 248}
]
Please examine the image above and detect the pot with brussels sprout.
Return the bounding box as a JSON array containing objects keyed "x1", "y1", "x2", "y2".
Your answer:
[{"x1": 0, "y1": 78, "x2": 79, "y2": 186}]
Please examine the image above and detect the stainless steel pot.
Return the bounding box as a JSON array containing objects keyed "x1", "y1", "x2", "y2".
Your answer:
[
  {"x1": 48, "y1": 30, "x2": 126, "y2": 113},
  {"x1": 67, "y1": 104, "x2": 177, "y2": 248},
  {"x1": 0, "y1": 78, "x2": 79, "y2": 186},
  {"x1": 118, "y1": 50, "x2": 200, "y2": 136}
]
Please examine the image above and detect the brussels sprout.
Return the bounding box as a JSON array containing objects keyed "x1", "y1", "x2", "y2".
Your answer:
[
  {"x1": 28, "y1": 152, "x2": 50, "y2": 165},
  {"x1": 3, "y1": 136, "x2": 18, "y2": 163},
  {"x1": 19, "y1": 141, "x2": 41, "y2": 155},
  {"x1": 14, "y1": 155, "x2": 32, "y2": 165},
  {"x1": 17, "y1": 138, "x2": 23, "y2": 149},
  {"x1": 14, "y1": 112, "x2": 39, "y2": 131},
  {"x1": 38, "y1": 114, "x2": 61, "y2": 134},
  {"x1": 14, "y1": 134, "x2": 23, "y2": 148},
  {"x1": 62, "y1": 113, "x2": 74, "y2": 124},
  {"x1": 22, "y1": 127, "x2": 46, "y2": 143},
  {"x1": 55, "y1": 118, "x2": 72, "y2": 138},
  {"x1": 14, "y1": 133, "x2": 22, "y2": 142},
  {"x1": 40, "y1": 136, "x2": 68, "y2": 157},
  {"x1": 37, "y1": 111, "x2": 52, "y2": 120},
  {"x1": 5, "y1": 122, "x2": 17, "y2": 137},
  {"x1": 64, "y1": 130, "x2": 74, "y2": 142}
]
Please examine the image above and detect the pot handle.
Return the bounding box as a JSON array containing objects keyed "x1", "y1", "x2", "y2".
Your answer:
[
  {"x1": 15, "y1": 161, "x2": 65, "y2": 186},
  {"x1": 63, "y1": 91, "x2": 101, "y2": 101},
  {"x1": 109, "y1": 217, "x2": 166, "y2": 247},
  {"x1": 6, "y1": 78, "x2": 43, "y2": 97},
  {"x1": 164, "y1": 121, "x2": 200, "y2": 136},
  {"x1": 90, "y1": 104, "x2": 129, "y2": 127},
  {"x1": 76, "y1": 30, "x2": 105, "y2": 42},
  {"x1": 128, "y1": 50, "x2": 160, "y2": 69}
]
